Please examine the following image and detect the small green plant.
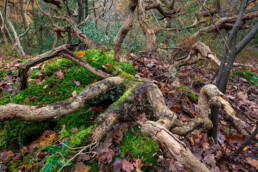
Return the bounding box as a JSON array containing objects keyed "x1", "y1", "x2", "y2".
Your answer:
[
  {"x1": 233, "y1": 70, "x2": 258, "y2": 86},
  {"x1": 188, "y1": 92, "x2": 197, "y2": 102}
]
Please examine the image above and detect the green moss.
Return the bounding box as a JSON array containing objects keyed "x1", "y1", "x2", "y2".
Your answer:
[
  {"x1": 8, "y1": 162, "x2": 19, "y2": 172},
  {"x1": 119, "y1": 71, "x2": 135, "y2": 81},
  {"x1": 0, "y1": 70, "x2": 11, "y2": 80},
  {"x1": 61, "y1": 125, "x2": 95, "y2": 148},
  {"x1": 30, "y1": 68, "x2": 41, "y2": 79},
  {"x1": 87, "y1": 161, "x2": 100, "y2": 172},
  {"x1": 0, "y1": 120, "x2": 55, "y2": 150},
  {"x1": 118, "y1": 126, "x2": 159, "y2": 166},
  {"x1": 187, "y1": 92, "x2": 197, "y2": 102},
  {"x1": 56, "y1": 106, "x2": 95, "y2": 130},
  {"x1": 111, "y1": 83, "x2": 137, "y2": 106},
  {"x1": 0, "y1": 49, "x2": 135, "y2": 150},
  {"x1": 178, "y1": 85, "x2": 189, "y2": 92}
]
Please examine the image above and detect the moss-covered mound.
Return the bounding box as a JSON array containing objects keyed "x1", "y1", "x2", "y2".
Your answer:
[{"x1": 0, "y1": 49, "x2": 135, "y2": 150}]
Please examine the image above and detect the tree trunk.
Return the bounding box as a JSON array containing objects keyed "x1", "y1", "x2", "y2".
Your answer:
[
  {"x1": 113, "y1": 0, "x2": 138, "y2": 61},
  {"x1": 138, "y1": 0, "x2": 158, "y2": 57}
]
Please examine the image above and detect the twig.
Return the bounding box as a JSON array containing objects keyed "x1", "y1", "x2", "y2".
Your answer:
[
  {"x1": 233, "y1": 125, "x2": 258, "y2": 155},
  {"x1": 57, "y1": 142, "x2": 97, "y2": 172}
]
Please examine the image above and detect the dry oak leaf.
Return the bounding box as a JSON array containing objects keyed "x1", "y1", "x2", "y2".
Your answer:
[{"x1": 122, "y1": 159, "x2": 134, "y2": 172}]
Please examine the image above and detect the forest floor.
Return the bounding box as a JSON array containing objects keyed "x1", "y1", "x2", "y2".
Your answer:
[{"x1": 0, "y1": 50, "x2": 257, "y2": 172}]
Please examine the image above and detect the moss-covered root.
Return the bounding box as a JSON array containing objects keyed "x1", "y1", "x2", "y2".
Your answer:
[
  {"x1": 92, "y1": 82, "x2": 145, "y2": 142},
  {"x1": 0, "y1": 77, "x2": 124, "y2": 121}
]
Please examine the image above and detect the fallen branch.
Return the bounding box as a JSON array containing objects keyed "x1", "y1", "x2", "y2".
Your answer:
[{"x1": 1, "y1": 77, "x2": 124, "y2": 121}]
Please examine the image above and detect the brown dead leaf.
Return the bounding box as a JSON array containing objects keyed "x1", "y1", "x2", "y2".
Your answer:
[
  {"x1": 74, "y1": 162, "x2": 91, "y2": 172},
  {"x1": 72, "y1": 91, "x2": 77, "y2": 98},
  {"x1": 220, "y1": 120, "x2": 227, "y2": 125},
  {"x1": 171, "y1": 79, "x2": 180, "y2": 88},
  {"x1": 36, "y1": 71, "x2": 44, "y2": 81},
  {"x1": 43, "y1": 85, "x2": 48, "y2": 89},
  {"x1": 56, "y1": 70, "x2": 64, "y2": 79},
  {"x1": 122, "y1": 159, "x2": 134, "y2": 172},
  {"x1": 245, "y1": 157, "x2": 258, "y2": 169},
  {"x1": 70, "y1": 128, "x2": 79, "y2": 133},
  {"x1": 113, "y1": 158, "x2": 123, "y2": 172},
  {"x1": 132, "y1": 158, "x2": 143, "y2": 170},
  {"x1": 96, "y1": 150, "x2": 115, "y2": 164},
  {"x1": 171, "y1": 104, "x2": 180, "y2": 113},
  {"x1": 106, "y1": 63, "x2": 113, "y2": 70}
]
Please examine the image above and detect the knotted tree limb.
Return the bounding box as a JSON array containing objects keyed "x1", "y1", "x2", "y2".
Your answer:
[
  {"x1": 1, "y1": 74, "x2": 237, "y2": 171},
  {"x1": 140, "y1": 83, "x2": 237, "y2": 172},
  {"x1": 0, "y1": 77, "x2": 124, "y2": 121},
  {"x1": 16, "y1": 45, "x2": 110, "y2": 90},
  {"x1": 169, "y1": 41, "x2": 252, "y2": 73}
]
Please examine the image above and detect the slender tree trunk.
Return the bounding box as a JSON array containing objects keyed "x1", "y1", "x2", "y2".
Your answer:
[
  {"x1": 138, "y1": 0, "x2": 158, "y2": 57},
  {"x1": 210, "y1": 0, "x2": 251, "y2": 143},
  {"x1": 113, "y1": 0, "x2": 138, "y2": 61},
  {"x1": 84, "y1": 0, "x2": 88, "y2": 19}
]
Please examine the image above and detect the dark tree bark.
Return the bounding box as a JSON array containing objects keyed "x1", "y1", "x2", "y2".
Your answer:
[{"x1": 210, "y1": 0, "x2": 258, "y2": 143}]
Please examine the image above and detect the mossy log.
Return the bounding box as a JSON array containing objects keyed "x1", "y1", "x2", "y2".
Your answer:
[{"x1": 0, "y1": 77, "x2": 124, "y2": 121}]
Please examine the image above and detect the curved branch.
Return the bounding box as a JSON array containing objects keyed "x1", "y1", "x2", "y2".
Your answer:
[
  {"x1": 0, "y1": 77, "x2": 124, "y2": 121},
  {"x1": 16, "y1": 45, "x2": 70, "y2": 90}
]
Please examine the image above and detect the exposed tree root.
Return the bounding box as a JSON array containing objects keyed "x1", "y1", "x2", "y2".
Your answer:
[
  {"x1": 141, "y1": 122, "x2": 210, "y2": 172},
  {"x1": 169, "y1": 41, "x2": 252, "y2": 74}
]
